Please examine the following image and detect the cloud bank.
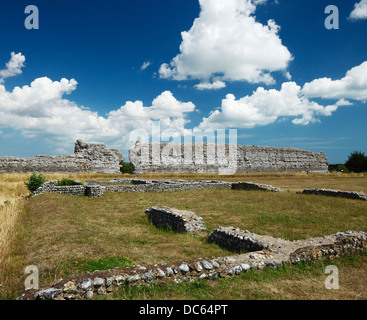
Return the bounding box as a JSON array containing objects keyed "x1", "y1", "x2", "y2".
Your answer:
[
  {"x1": 0, "y1": 54, "x2": 196, "y2": 153},
  {"x1": 1, "y1": 52, "x2": 366, "y2": 154},
  {"x1": 198, "y1": 61, "x2": 367, "y2": 130}
]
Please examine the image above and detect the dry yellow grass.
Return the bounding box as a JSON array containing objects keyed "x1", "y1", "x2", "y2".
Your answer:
[
  {"x1": 0, "y1": 173, "x2": 120, "y2": 275},
  {"x1": 1, "y1": 171, "x2": 366, "y2": 264},
  {"x1": 0, "y1": 174, "x2": 29, "y2": 261}
]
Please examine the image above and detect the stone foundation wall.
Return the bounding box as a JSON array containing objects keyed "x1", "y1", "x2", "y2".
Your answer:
[
  {"x1": 31, "y1": 179, "x2": 282, "y2": 198},
  {"x1": 299, "y1": 188, "x2": 367, "y2": 200},
  {"x1": 145, "y1": 206, "x2": 207, "y2": 234},
  {"x1": 231, "y1": 182, "x2": 282, "y2": 192},
  {"x1": 207, "y1": 227, "x2": 266, "y2": 252},
  {"x1": 32, "y1": 179, "x2": 367, "y2": 204},
  {"x1": 105, "y1": 180, "x2": 233, "y2": 193},
  {"x1": 19, "y1": 230, "x2": 367, "y2": 300},
  {"x1": 31, "y1": 181, "x2": 104, "y2": 198}
]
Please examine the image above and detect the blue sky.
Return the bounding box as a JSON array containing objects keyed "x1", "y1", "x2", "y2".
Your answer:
[{"x1": 0, "y1": 0, "x2": 366, "y2": 163}]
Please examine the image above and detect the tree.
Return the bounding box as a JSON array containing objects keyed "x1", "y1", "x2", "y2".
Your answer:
[
  {"x1": 345, "y1": 151, "x2": 367, "y2": 173},
  {"x1": 120, "y1": 162, "x2": 133, "y2": 174}
]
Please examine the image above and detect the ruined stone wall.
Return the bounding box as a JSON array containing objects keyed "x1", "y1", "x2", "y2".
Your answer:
[
  {"x1": 207, "y1": 227, "x2": 266, "y2": 253},
  {"x1": 0, "y1": 140, "x2": 124, "y2": 174},
  {"x1": 105, "y1": 180, "x2": 233, "y2": 193},
  {"x1": 299, "y1": 188, "x2": 367, "y2": 201},
  {"x1": 129, "y1": 142, "x2": 329, "y2": 174},
  {"x1": 145, "y1": 206, "x2": 207, "y2": 234},
  {"x1": 31, "y1": 181, "x2": 105, "y2": 198}
]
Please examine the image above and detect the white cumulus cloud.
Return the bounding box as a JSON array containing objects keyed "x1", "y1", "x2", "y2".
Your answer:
[
  {"x1": 159, "y1": 0, "x2": 292, "y2": 86},
  {"x1": 349, "y1": 0, "x2": 367, "y2": 20},
  {"x1": 198, "y1": 82, "x2": 347, "y2": 130},
  {"x1": 0, "y1": 52, "x2": 25, "y2": 83},
  {"x1": 302, "y1": 61, "x2": 367, "y2": 101},
  {"x1": 194, "y1": 80, "x2": 226, "y2": 90},
  {"x1": 198, "y1": 61, "x2": 367, "y2": 130}
]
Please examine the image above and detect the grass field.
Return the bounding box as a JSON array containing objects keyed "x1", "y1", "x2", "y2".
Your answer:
[{"x1": 0, "y1": 172, "x2": 366, "y2": 300}]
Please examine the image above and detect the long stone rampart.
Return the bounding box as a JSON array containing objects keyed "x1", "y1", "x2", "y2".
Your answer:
[
  {"x1": 0, "y1": 140, "x2": 124, "y2": 174},
  {"x1": 129, "y1": 142, "x2": 329, "y2": 174}
]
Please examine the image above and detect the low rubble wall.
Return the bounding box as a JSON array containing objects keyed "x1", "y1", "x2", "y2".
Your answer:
[
  {"x1": 299, "y1": 188, "x2": 367, "y2": 200},
  {"x1": 31, "y1": 181, "x2": 105, "y2": 198},
  {"x1": 145, "y1": 206, "x2": 207, "y2": 234},
  {"x1": 32, "y1": 179, "x2": 283, "y2": 197}
]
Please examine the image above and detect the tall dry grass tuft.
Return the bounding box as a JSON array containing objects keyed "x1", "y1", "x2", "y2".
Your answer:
[
  {"x1": 0, "y1": 174, "x2": 29, "y2": 296},
  {"x1": 0, "y1": 174, "x2": 29, "y2": 258},
  {"x1": 0, "y1": 172, "x2": 121, "y2": 297}
]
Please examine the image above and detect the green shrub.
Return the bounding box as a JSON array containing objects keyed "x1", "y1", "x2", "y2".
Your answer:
[
  {"x1": 336, "y1": 164, "x2": 349, "y2": 173},
  {"x1": 24, "y1": 172, "x2": 47, "y2": 192},
  {"x1": 120, "y1": 162, "x2": 133, "y2": 174},
  {"x1": 56, "y1": 178, "x2": 83, "y2": 186}
]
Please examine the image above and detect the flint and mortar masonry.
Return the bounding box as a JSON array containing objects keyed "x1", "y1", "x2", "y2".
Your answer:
[
  {"x1": 32, "y1": 178, "x2": 284, "y2": 198},
  {"x1": 207, "y1": 227, "x2": 268, "y2": 252},
  {"x1": 145, "y1": 206, "x2": 207, "y2": 234},
  {"x1": 129, "y1": 142, "x2": 329, "y2": 174},
  {"x1": 31, "y1": 181, "x2": 105, "y2": 198}
]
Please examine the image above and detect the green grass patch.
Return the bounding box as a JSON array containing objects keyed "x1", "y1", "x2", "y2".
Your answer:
[{"x1": 64, "y1": 255, "x2": 134, "y2": 275}]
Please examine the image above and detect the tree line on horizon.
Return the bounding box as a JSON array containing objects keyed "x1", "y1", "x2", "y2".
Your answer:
[{"x1": 329, "y1": 151, "x2": 367, "y2": 173}]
